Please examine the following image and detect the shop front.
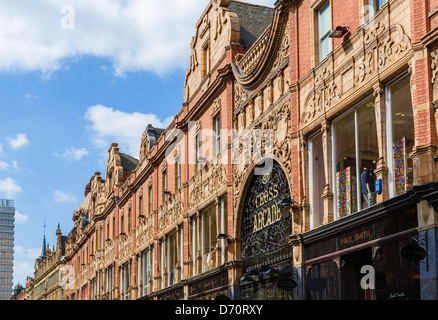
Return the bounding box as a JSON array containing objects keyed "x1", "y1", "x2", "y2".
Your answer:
[
  {"x1": 302, "y1": 190, "x2": 425, "y2": 300},
  {"x1": 239, "y1": 160, "x2": 296, "y2": 300}
]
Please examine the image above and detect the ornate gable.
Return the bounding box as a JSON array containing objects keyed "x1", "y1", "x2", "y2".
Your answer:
[
  {"x1": 184, "y1": 0, "x2": 240, "y2": 103},
  {"x1": 106, "y1": 143, "x2": 124, "y2": 196}
]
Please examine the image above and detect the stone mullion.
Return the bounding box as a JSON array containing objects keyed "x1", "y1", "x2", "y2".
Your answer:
[
  {"x1": 299, "y1": 132, "x2": 310, "y2": 233},
  {"x1": 321, "y1": 120, "x2": 334, "y2": 223},
  {"x1": 196, "y1": 211, "x2": 202, "y2": 275},
  {"x1": 215, "y1": 197, "x2": 221, "y2": 268},
  {"x1": 373, "y1": 82, "x2": 389, "y2": 203}
]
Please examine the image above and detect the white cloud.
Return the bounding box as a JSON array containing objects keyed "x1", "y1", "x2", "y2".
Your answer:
[
  {"x1": 85, "y1": 104, "x2": 172, "y2": 157},
  {"x1": 0, "y1": 160, "x2": 20, "y2": 172},
  {"x1": 15, "y1": 246, "x2": 40, "y2": 260},
  {"x1": 0, "y1": 160, "x2": 9, "y2": 170},
  {"x1": 15, "y1": 210, "x2": 29, "y2": 224},
  {"x1": 13, "y1": 261, "x2": 35, "y2": 285},
  {"x1": 13, "y1": 247, "x2": 42, "y2": 286},
  {"x1": 54, "y1": 147, "x2": 88, "y2": 161},
  {"x1": 0, "y1": 0, "x2": 274, "y2": 77},
  {"x1": 7, "y1": 133, "x2": 30, "y2": 150},
  {"x1": 24, "y1": 93, "x2": 40, "y2": 100},
  {"x1": 52, "y1": 190, "x2": 77, "y2": 203},
  {"x1": 0, "y1": 177, "x2": 22, "y2": 198}
]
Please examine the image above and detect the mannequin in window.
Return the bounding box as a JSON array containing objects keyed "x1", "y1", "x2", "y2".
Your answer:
[{"x1": 361, "y1": 167, "x2": 375, "y2": 208}]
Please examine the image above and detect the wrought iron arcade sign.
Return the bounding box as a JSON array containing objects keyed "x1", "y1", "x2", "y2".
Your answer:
[{"x1": 241, "y1": 160, "x2": 292, "y2": 271}]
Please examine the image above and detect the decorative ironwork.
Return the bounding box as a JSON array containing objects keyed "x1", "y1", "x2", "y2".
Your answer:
[{"x1": 241, "y1": 160, "x2": 292, "y2": 273}]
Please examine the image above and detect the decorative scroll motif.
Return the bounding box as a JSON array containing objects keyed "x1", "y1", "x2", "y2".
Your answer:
[
  {"x1": 104, "y1": 241, "x2": 115, "y2": 268},
  {"x1": 212, "y1": 97, "x2": 221, "y2": 116},
  {"x1": 431, "y1": 48, "x2": 438, "y2": 85},
  {"x1": 240, "y1": 160, "x2": 292, "y2": 273},
  {"x1": 302, "y1": 68, "x2": 341, "y2": 126},
  {"x1": 233, "y1": 100, "x2": 291, "y2": 209},
  {"x1": 158, "y1": 188, "x2": 184, "y2": 233},
  {"x1": 79, "y1": 265, "x2": 88, "y2": 286},
  {"x1": 356, "y1": 23, "x2": 410, "y2": 86},
  {"x1": 96, "y1": 249, "x2": 105, "y2": 270},
  {"x1": 273, "y1": 103, "x2": 292, "y2": 174},
  {"x1": 188, "y1": 164, "x2": 228, "y2": 211},
  {"x1": 118, "y1": 236, "x2": 132, "y2": 264},
  {"x1": 234, "y1": 81, "x2": 249, "y2": 108},
  {"x1": 89, "y1": 257, "x2": 96, "y2": 276},
  {"x1": 272, "y1": 24, "x2": 289, "y2": 69},
  {"x1": 136, "y1": 217, "x2": 154, "y2": 251},
  {"x1": 302, "y1": 22, "x2": 410, "y2": 127}
]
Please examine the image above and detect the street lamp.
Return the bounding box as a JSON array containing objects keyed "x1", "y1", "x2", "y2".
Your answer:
[{"x1": 329, "y1": 26, "x2": 350, "y2": 38}]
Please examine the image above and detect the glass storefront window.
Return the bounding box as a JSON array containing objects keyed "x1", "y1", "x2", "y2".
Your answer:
[
  {"x1": 357, "y1": 100, "x2": 378, "y2": 209},
  {"x1": 202, "y1": 205, "x2": 217, "y2": 272},
  {"x1": 334, "y1": 111, "x2": 358, "y2": 217},
  {"x1": 307, "y1": 261, "x2": 340, "y2": 300},
  {"x1": 168, "y1": 233, "x2": 178, "y2": 286},
  {"x1": 374, "y1": 239, "x2": 420, "y2": 300},
  {"x1": 332, "y1": 97, "x2": 378, "y2": 219},
  {"x1": 388, "y1": 76, "x2": 414, "y2": 196}
]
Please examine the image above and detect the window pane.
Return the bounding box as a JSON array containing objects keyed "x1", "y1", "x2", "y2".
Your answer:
[
  {"x1": 311, "y1": 133, "x2": 325, "y2": 228},
  {"x1": 357, "y1": 98, "x2": 378, "y2": 208},
  {"x1": 374, "y1": 239, "x2": 420, "y2": 300},
  {"x1": 378, "y1": 0, "x2": 386, "y2": 10},
  {"x1": 318, "y1": 2, "x2": 331, "y2": 61},
  {"x1": 203, "y1": 206, "x2": 217, "y2": 271},
  {"x1": 319, "y1": 37, "x2": 331, "y2": 61},
  {"x1": 390, "y1": 76, "x2": 414, "y2": 195},
  {"x1": 318, "y1": 3, "x2": 331, "y2": 38},
  {"x1": 307, "y1": 261, "x2": 340, "y2": 300},
  {"x1": 335, "y1": 111, "x2": 357, "y2": 217}
]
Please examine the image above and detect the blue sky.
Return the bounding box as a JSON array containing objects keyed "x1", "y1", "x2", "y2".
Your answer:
[{"x1": 0, "y1": 0, "x2": 274, "y2": 288}]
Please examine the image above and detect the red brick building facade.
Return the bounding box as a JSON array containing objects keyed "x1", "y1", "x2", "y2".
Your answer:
[{"x1": 27, "y1": 0, "x2": 438, "y2": 300}]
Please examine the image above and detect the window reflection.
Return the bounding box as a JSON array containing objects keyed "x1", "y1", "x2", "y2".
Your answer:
[
  {"x1": 335, "y1": 111, "x2": 357, "y2": 217},
  {"x1": 390, "y1": 76, "x2": 414, "y2": 195},
  {"x1": 307, "y1": 261, "x2": 340, "y2": 300},
  {"x1": 334, "y1": 98, "x2": 378, "y2": 218},
  {"x1": 358, "y1": 100, "x2": 378, "y2": 208}
]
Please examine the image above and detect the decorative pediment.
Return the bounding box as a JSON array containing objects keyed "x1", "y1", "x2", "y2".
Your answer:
[
  {"x1": 184, "y1": 0, "x2": 240, "y2": 103},
  {"x1": 106, "y1": 143, "x2": 124, "y2": 196}
]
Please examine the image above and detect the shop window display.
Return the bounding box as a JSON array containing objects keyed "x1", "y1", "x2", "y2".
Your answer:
[
  {"x1": 333, "y1": 98, "x2": 378, "y2": 219},
  {"x1": 388, "y1": 76, "x2": 414, "y2": 196}
]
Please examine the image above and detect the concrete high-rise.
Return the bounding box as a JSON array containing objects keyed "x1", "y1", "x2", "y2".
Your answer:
[{"x1": 0, "y1": 199, "x2": 14, "y2": 300}]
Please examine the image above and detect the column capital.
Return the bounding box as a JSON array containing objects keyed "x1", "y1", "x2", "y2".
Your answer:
[{"x1": 373, "y1": 82, "x2": 385, "y2": 97}]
